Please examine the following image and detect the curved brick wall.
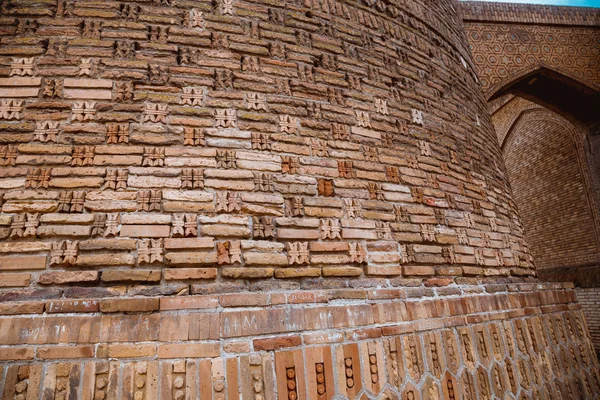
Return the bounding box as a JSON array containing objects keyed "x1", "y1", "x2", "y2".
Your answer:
[
  {"x1": 0, "y1": 0, "x2": 533, "y2": 297},
  {"x1": 0, "y1": 0, "x2": 597, "y2": 398}
]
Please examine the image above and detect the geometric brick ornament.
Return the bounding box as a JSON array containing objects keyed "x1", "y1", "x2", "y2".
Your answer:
[{"x1": 0, "y1": 0, "x2": 597, "y2": 397}]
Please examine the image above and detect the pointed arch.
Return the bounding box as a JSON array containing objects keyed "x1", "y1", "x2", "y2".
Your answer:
[
  {"x1": 483, "y1": 64, "x2": 600, "y2": 128},
  {"x1": 485, "y1": 63, "x2": 600, "y2": 102}
]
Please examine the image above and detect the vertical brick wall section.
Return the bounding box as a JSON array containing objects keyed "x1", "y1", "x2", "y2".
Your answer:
[
  {"x1": 577, "y1": 287, "x2": 600, "y2": 354},
  {"x1": 503, "y1": 110, "x2": 599, "y2": 270},
  {"x1": 464, "y1": 1, "x2": 600, "y2": 356}
]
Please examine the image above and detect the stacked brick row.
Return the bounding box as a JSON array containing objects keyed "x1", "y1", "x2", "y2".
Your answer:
[
  {"x1": 0, "y1": 284, "x2": 598, "y2": 398},
  {"x1": 0, "y1": 0, "x2": 535, "y2": 298}
]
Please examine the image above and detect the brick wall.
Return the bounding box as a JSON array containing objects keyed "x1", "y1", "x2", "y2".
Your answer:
[
  {"x1": 0, "y1": 284, "x2": 598, "y2": 398},
  {"x1": 503, "y1": 109, "x2": 599, "y2": 270},
  {"x1": 462, "y1": 2, "x2": 600, "y2": 98},
  {"x1": 461, "y1": 1, "x2": 600, "y2": 26},
  {"x1": 577, "y1": 287, "x2": 600, "y2": 354},
  {"x1": 0, "y1": 0, "x2": 597, "y2": 397},
  {"x1": 465, "y1": 1, "x2": 600, "y2": 354},
  {"x1": 0, "y1": 0, "x2": 535, "y2": 300}
]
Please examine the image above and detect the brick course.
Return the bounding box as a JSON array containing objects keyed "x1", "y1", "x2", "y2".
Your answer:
[{"x1": 462, "y1": 2, "x2": 600, "y2": 97}]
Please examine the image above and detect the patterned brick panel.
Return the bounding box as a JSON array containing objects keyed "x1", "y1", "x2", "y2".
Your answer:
[
  {"x1": 462, "y1": 2, "x2": 600, "y2": 97},
  {"x1": 490, "y1": 96, "x2": 538, "y2": 148}
]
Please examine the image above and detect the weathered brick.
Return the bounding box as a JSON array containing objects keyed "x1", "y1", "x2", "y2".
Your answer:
[
  {"x1": 99, "y1": 298, "x2": 160, "y2": 313},
  {"x1": 164, "y1": 268, "x2": 217, "y2": 280},
  {"x1": 101, "y1": 270, "x2": 161, "y2": 283},
  {"x1": 37, "y1": 345, "x2": 94, "y2": 359},
  {"x1": 157, "y1": 343, "x2": 219, "y2": 358},
  {"x1": 38, "y1": 271, "x2": 99, "y2": 285}
]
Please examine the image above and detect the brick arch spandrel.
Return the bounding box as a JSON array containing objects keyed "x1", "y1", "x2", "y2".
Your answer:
[
  {"x1": 465, "y1": 22, "x2": 600, "y2": 99},
  {"x1": 491, "y1": 97, "x2": 542, "y2": 148}
]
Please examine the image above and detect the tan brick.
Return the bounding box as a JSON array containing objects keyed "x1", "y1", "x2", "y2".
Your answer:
[
  {"x1": 0, "y1": 255, "x2": 47, "y2": 271},
  {"x1": 0, "y1": 273, "x2": 30, "y2": 287},
  {"x1": 158, "y1": 343, "x2": 220, "y2": 358},
  {"x1": 243, "y1": 252, "x2": 288, "y2": 266},
  {"x1": 220, "y1": 293, "x2": 269, "y2": 307},
  {"x1": 45, "y1": 299, "x2": 99, "y2": 313},
  {"x1": 37, "y1": 225, "x2": 92, "y2": 237},
  {"x1": 120, "y1": 225, "x2": 171, "y2": 238},
  {"x1": 101, "y1": 270, "x2": 161, "y2": 283},
  {"x1": 0, "y1": 347, "x2": 34, "y2": 360},
  {"x1": 76, "y1": 253, "x2": 136, "y2": 267},
  {"x1": 222, "y1": 267, "x2": 274, "y2": 279},
  {"x1": 164, "y1": 238, "x2": 215, "y2": 250},
  {"x1": 223, "y1": 341, "x2": 251, "y2": 353},
  {"x1": 164, "y1": 268, "x2": 217, "y2": 280},
  {"x1": 160, "y1": 295, "x2": 218, "y2": 311},
  {"x1": 322, "y1": 267, "x2": 362, "y2": 277},
  {"x1": 107, "y1": 343, "x2": 157, "y2": 358},
  {"x1": 274, "y1": 268, "x2": 321, "y2": 278},
  {"x1": 0, "y1": 301, "x2": 44, "y2": 315},
  {"x1": 37, "y1": 345, "x2": 94, "y2": 359},
  {"x1": 403, "y1": 266, "x2": 435, "y2": 276},
  {"x1": 165, "y1": 252, "x2": 217, "y2": 266}
]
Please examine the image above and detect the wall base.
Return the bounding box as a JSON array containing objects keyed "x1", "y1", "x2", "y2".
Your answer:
[{"x1": 0, "y1": 283, "x2": 598, "y2": 399}]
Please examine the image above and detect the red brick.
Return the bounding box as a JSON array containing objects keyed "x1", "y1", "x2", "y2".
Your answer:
[
  {"x1": 99, "y1": 298, "x2": 159, "y2": 313},
  {"x1": 160, "y1": 295, "x2": 218, "y2": 311},
  {"x1": 253, "y1": 335, "x2": 302, "y2": 351}
]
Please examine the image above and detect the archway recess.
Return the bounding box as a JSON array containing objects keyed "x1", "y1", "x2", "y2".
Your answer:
[
  {"x1": 489, "y1": 65, "x2": 600, "y2": 130},
  {"x1": 462, "y1": 1, "x2": 600, "y2": 353}
]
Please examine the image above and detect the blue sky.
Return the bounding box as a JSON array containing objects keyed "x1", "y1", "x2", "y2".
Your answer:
[{"x1": 460, "y1": 0, "x2": 600, "y2": 7}]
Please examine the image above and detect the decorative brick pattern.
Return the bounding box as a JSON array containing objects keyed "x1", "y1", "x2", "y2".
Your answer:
[
  {"x1": 464, "y1": 2, "x2": 600, "y2": 356},
  {"x1": 504, "y1": 109, "x2": 600, "y2": 270},
  {"x1": 0, "y1": 285, "x2": 596, "y2": 398},
  {"x1": 462, "y1": 2, "x2": 600, "y2": 97}
]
